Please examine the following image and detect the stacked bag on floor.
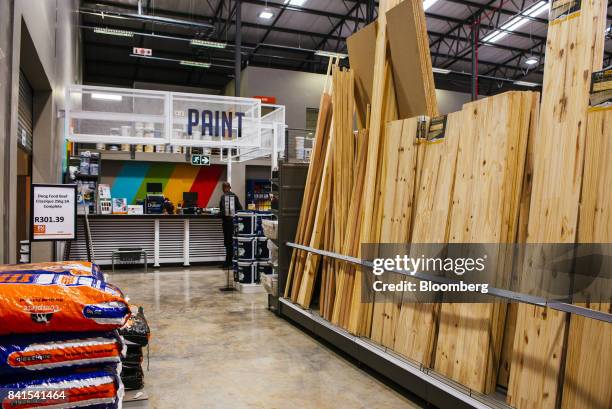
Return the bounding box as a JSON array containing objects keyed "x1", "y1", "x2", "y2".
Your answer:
[
  {"x1": 0, "y1": 261, "x2": 130, "y2": 408},
  {"x1": 233, "y1": 211, "x2": 274, "y2": 284},
  {"x1": 118, "y1": 306, "x2": 150, "y2": 391}
]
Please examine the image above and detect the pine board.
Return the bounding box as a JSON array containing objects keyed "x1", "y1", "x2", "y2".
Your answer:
[
  {"x1": 560, "y1": 107, "x2": 612, "y2": 409},
  {"x1": 370, "y1": 117, "x2": 421, "y2": 347},
  {"x1": 392, "y1": 111, "x2": 462, "y2": 366},
  {"x1": 508, "y1": 0, "x2": 607, "y2": 406},
  {"x1": 433, "y1": 91, "x2": 537, "y2": 394}
]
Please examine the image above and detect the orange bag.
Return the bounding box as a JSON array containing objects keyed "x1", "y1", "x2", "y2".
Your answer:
[{"x1": 0, "y1": 271, "x2": 129, "y2": 335}]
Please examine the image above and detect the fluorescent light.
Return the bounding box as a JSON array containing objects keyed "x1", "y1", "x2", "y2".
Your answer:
[
  {"x1": 482, "y1": 1, "x2": 549, "y2": 43},
  {"x1": 432, "y1": 67, "x2": 451, "y2": 74},
  {"x1": 190, "y1": 39, "x2": 227, "y2": 49},
  {"x1": 525, "y1": 56, "x2": 539, "y2": 66},
  {"x1": 513, "y1": 80, "x2": 539, "y2": 87},
  {"x1": 91, "y1": 93, "x2": 123, "y2": 101},
  {"x1": 423, "y1": 0, "x2": 440, "y2": 11},
  {"x1": 314, "y1": 50, "x2": 348, "y2": 59},
  {"x1": 285, "y1": 0, "x2": 307, "y2": 5},
  {"x1": 179, "y1": 60, "x2": 211, "y2": 68},
  {"x1": 93, "y1": 27, "x2": 134, "y2": 37},
  {"x1": 259, "y1": 10, "x2": 274, "y2": 19}
]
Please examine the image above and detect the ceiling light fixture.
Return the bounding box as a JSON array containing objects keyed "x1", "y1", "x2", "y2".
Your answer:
[
  {"x1": 91, "y1": 93, "x2": 123, "y2": 101},
  {"x1": 93, "y1": 27, "x2": 134, "y2": 37},
  {"x1": 513, "y1": 80, "x2": 539, "y2": 87},
  {"x1": 179, "y1": 60, "x2": 211, "y2": 68},
  {"x1": 314, "y1": 50, "x2": 348, "y2": 59},
  {"x1": 524, "y1": 56, "x2": 539, "y2": 66},
  {"x1": 482, "y1": 1, "x2": 549, "y2": 44},
  {"x1": 259, "y1": 10, "x2": 274, "y2": 19},
  {"x1": 190, "y1": 39, "x2": 227, "y2": 49},
  {"x1": 285, "y1": 0, "x2": 307, "y2": 5},
  {"x1": 432, "y1": 67, "x2": 451, "y2": 74},
  {"x1": 423, "y1": 0, "x2": 440, "y2": 11}
]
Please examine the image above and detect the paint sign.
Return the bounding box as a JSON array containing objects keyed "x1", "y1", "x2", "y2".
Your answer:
[
  {"x1": 133, "y1": 47, "x2": 152, "y2": 56},
  {"x1": 187, "y1": 109, "x2": 245, "y2": 138},
  {"x1": 191, "y1": 154, "x2": 211, "y2": 166},
  {"x1": 31, "y1": 184, "x2": 77, "y2": 241}
]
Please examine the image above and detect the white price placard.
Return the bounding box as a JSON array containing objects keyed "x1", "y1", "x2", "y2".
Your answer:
[{"x1": 31, "y1": 184, "x2": 77, "y2": 241}]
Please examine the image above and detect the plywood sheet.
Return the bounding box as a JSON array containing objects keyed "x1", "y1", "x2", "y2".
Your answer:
[
  {"x1": 347, "y1": 21, "x2": 377, "y2": 129},
  {"x1": 386, "y1": 0, "x2": 438, "y2": 119}
]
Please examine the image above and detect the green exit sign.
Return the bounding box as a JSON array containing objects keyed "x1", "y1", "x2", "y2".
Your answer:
[{"x1": 191, "y1": 154, "x2": 211, "y2": 166}]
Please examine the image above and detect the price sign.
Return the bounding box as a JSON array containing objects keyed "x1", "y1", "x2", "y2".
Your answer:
[
  {"x1": 191, "y1": 154, "x2": 210, "y2": 166},
  {"x1": 31, "y1": 184, "x2": 77, "y2": 241}
]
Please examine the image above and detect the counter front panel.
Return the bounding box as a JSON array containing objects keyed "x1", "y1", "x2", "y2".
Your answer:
[{"x1": 68, "y1": 215, "x2": 225, "y2": 266}]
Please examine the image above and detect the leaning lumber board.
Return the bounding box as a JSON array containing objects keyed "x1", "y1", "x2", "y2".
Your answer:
[
  {"x1": 286, "y1": 92, "x2": 333, "y2": 299},
  {"x1": 386, "y1": 0, "x2": 438, "y2": 119},
  {"x1": 560, "y1": 107, "x2": 612, "y2": 409},
  {"x1": 497, "y1": 92, "x2": 539, "y2": 389},
  {"x1": 349, "y1": 6, "x2": 400, "y2": 334},
  {"x1": 393, "y1": 111, "x2": 462, "y2": 366},
  {"x1": 370, "y1": 117, "x2": 421, "y2": 347},
  {"x1": 332, "y1": 129, "x2": 369, "y2": 329},
  {"x1": 508, "y1": 0, "x2": 607, "y2": 406},
  {"x1": 434, "y1": 91, "x2": 537, "y2": 394},
  {"x1": 296, "y1": 129, "x2": 335, "y2": 307}
]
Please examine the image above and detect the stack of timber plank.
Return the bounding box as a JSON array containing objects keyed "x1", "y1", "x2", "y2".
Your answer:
[
  {"x1": 285, "y1": 64, "x2": 334, "y2": 303},
  {"x1": 507, "y1": 0, "x2": 608, "y2": 407},
  {"x1": 392, "y1": 112, "x2": 462, "y2": 367},
  {"x1": 320, "y1": 67, "x2": 356, "y2": 319},
  {"x1": 433, "y1": 91, "x2": 539, "y2": 394},
  {"x1": 559, "y1": 106, "x2": 611, "y2": 409},
  {"x1": 370, "y1": 116, "x2": 426, "y2": 348}
]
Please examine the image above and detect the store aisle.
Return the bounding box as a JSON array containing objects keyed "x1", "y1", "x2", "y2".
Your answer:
[{"x1": 109, "y1": 267, "x2": 423, "y2": 409}]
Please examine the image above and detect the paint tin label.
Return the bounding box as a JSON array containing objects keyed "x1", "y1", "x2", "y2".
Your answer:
[
  {"x1": 550, "y1": 0, "x2": 581, "y2": 21},
  {"x1": 589, "y1": 68, "x2": 612, "y2": 106}
]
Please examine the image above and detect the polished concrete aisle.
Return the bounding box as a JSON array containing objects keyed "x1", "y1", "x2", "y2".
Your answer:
[{"x1": 110, "y1": 266, "x2": 424, "y2": 409}]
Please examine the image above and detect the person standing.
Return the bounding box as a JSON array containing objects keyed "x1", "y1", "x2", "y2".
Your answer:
[{"x1": 219, "y1": 182, "x2": 242, "y2": 268}]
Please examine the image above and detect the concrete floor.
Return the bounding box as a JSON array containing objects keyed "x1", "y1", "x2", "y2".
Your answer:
[{"x1": 109, "y1": 266, "x2": 425, "y2": 409}]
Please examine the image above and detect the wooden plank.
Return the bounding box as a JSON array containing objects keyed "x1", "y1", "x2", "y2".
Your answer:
[
  {"x1": 560, "y1": 107, "x2": 612, "y2": 409},
  {"x1": 386, "y1": 0, "x2": 438, "y2": 119},
  {"x1": 393, "y1": 111, "x2": 462, "y2": 366},
  {"x1": 285, "y1": 92, "x2": 333, "y2": 299},
  {"x1": 508, "y1": 0, "x2": 607, "y2": 406},
  {"x1": 433, "y1": 91, "x2": 537, "y2": 394}
]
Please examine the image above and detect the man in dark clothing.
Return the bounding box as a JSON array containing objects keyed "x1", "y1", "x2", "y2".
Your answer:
[{"x1": 219, "y1": 182, "x2": 242, "y2": 268}]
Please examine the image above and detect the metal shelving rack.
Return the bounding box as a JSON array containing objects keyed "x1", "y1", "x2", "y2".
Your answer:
[{"x1": 272, "y1": 152, "x2": 612, "y2": 409}]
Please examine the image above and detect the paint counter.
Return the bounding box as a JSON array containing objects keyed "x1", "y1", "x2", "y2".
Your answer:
[{"x1": 67, "y1": 214, "x2": 225, "y2": 267}]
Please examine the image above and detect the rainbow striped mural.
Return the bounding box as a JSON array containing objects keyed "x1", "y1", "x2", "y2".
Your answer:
[{"x1": 101, "y1": 161, "x2": 226, "y2": 208}]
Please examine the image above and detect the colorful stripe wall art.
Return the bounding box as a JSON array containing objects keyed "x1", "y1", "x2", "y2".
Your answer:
[{"x1": 100, "y1": 161, "x2": 226, "y2": 208}]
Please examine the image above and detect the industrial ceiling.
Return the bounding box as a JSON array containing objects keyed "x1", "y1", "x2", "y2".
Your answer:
[{"x1": 81, "y1": 0, "x2": 612, "y2": 95}]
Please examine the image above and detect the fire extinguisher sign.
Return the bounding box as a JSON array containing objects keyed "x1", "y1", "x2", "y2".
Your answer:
[{"x1": 30, "y1": 184, "x2": 77, "y2": 241}]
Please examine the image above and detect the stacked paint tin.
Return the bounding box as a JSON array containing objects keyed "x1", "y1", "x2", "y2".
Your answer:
[{"x1": 233, "y1": 211, "x2": 274, "y2": 284}]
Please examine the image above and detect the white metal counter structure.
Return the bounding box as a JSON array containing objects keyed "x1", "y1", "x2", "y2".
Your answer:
[
  {"x1": 65, "y1": 85, "x2": 287, "y2": 171},
  {"x1": 67, "y1": 215, "x2": 224, "y2": 267}
]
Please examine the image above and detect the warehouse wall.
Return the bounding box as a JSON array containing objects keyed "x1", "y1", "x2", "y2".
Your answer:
[
  {"x1": 234, "y1": 65, "x2": 474, "y2": 129},
  {"x1": 2, "y1": 0, "x2": 81, "y2": 263},
  {"x1": 0, "y1": 1, "x2": 13, "y2": 265}
]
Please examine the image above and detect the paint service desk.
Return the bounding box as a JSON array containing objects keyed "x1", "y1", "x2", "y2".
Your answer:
[{"x1": 68, "y1": 214, "x2": 225, "y2": 267}]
